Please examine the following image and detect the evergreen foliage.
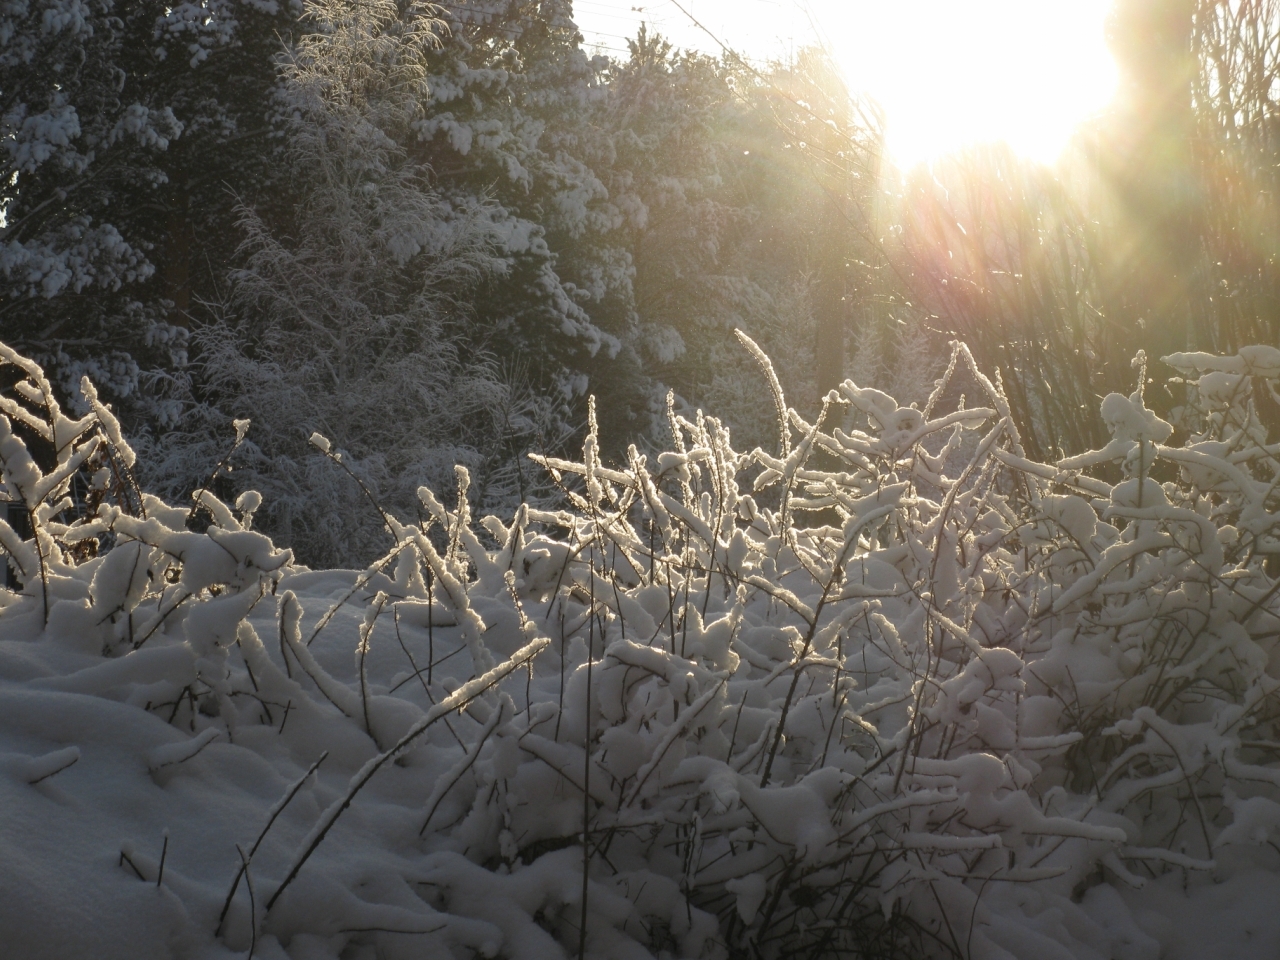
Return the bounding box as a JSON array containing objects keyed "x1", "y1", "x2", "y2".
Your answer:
[{"x1": 1, "y1": 0, "x2": 294, "y2": 414}]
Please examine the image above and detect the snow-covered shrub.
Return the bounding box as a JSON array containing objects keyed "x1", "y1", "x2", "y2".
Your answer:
[{"x1": 3, "y1": 336, "x2": 1280, "y2": 959}]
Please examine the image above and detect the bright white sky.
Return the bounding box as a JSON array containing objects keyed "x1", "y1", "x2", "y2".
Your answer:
[{"x1": 573, "y1": 0, "x2": 1119, "y2": 169}]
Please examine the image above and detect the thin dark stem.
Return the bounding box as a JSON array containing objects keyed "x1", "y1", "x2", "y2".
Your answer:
[
  {"x1": 237, "y1": 844, "x2": 257, "y2": 960},
  {"x1": 156, "y1": 831, "x2": 169, "y2": 888},
  {"x1": 217, "y1": 752, "x2": 328, "y2": 936}
]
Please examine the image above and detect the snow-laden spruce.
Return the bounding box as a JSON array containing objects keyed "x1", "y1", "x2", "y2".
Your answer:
[{"x1": 1, "y1": 336, "x2": 1280, "y2": 959}]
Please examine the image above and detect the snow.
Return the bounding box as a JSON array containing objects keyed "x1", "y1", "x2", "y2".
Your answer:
[{"x1": 3, "y1": 337, "x2": 1280, "y2": 958}]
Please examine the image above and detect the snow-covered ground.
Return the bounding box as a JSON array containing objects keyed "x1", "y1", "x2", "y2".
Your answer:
[{"x1": 5, "y1": 338, "x2": 1280, "y2": 959}]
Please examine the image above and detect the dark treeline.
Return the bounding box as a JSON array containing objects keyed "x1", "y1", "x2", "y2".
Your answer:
[{"x1": 4, "y1": 0, "x2": 1278, "y2": 563}]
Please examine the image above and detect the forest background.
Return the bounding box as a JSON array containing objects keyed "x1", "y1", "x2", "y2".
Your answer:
[{"x1": 4, "y1": 0, "x2": 1275, "y2": 568}]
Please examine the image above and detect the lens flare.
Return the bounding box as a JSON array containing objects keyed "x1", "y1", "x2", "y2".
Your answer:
[{"x1": 826, "y1": 0, "x2": 1117, "y2": 167}]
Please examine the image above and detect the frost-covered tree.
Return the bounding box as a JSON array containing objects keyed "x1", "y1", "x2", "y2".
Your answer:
[
  {"x1": 0, "y1": 0, "x2": 293, "y2": 421},
  {"x1": 415, "y1": 1, "x2": 623, "y2": 425},
  {"x1": 596, "y1": 42, "x2": 890, "y2": 448},
  {"x1": 580, "y1": 28, "x2": 745, "y2": 441},
  {"x1": 143, "y1": 0, "x2": 532, "y2": 566}
]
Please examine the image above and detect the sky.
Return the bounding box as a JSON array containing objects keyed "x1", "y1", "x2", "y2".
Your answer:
[{"x1": 572, "y1": 0, "x2": 1119, "y2": 168}]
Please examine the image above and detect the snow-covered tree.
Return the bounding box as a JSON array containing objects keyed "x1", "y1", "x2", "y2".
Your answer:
[
  {"x1": 415, "y1": 1, "x2": 623, "y2": 420},
  {"x1": 596, "y1": 42, "x2": 890, "y2": 449},
  {"x1": 143, "y1": 0, "x2": 534, "y2": 566},
  {"x1": 0, "y1": 0, "x2": 293, "y2": 422}
]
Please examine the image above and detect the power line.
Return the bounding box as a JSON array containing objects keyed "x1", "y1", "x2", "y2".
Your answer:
[{"x1": 573, "y1": 0, "x2": 807, "y2": 62}]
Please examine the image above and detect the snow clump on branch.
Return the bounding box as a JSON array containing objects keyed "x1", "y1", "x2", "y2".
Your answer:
[{"x1": 0, "y1": 334, "x2": 1279, "y2": 958}]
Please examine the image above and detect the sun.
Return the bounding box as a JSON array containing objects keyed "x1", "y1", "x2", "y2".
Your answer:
[{"x1": 824, "y1": 0, "x2": 1118, "y2": 168}]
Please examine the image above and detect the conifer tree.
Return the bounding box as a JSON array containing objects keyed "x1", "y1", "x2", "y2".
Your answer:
[{"x1": 1, "y1": 0, "x2": 293, "y2": 420}]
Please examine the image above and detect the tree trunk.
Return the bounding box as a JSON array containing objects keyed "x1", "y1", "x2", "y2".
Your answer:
[{"x1": 163, "y1": 183, "x2": 193, "y2": 326}]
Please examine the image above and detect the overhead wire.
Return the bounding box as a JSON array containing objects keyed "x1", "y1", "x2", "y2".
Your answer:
[{"x1": 572, "y1": 0, "x2": 788, "y2": 66}]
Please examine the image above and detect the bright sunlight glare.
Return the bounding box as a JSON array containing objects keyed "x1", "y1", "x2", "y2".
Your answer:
[
  {"x1": 827, "y1": 0, "x2": 1118, "y2": 167},
  {"x1": 573, "y1": 0, "x2": 1120, "y2": 168}
]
